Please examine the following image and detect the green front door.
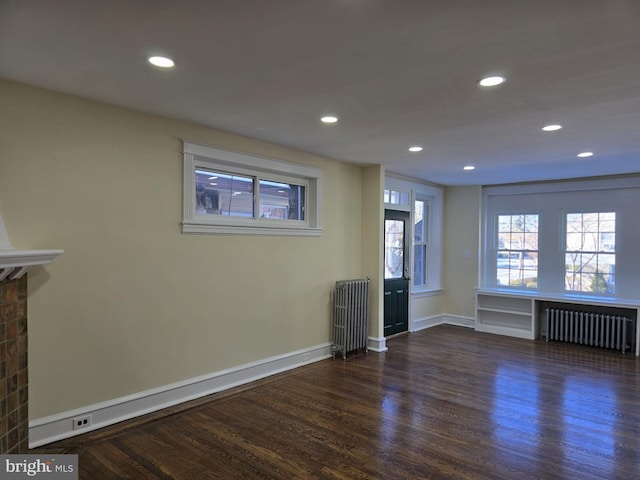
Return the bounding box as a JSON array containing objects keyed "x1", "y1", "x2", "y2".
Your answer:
[{"x1": 383, "y1": 209, "x2": 410, "y2": 336}]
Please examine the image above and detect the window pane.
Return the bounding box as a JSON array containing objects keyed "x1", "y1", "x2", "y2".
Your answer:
[
  {"x1": 497, "y1": 267, "x2": 510, "y2": 286},
  {"x1": 524, "y1": 215, "x2": 538, "y2": 232},
  {"x1": 414, "y1": 244, "x2": 427, "y2": 286},
  {"x1": 414, "y1": 200, "x2": 425, "y2": 242},
  {"x1": 582, "y1": 232, "x2": 598, "y2": 251},
  {"x1": 599, "y1": 232, "x2": 615, "y2": 252},
  {"x1": 196, "y1": 170, "x2": 254, "y2": 217},
  {"x1": 509, "y1": 268, "x2": 522, "y2": 285},
  {"x1": 565, "y1": 253, "x2": 581, "y2": 291},
  {"x1": 386, "y1": 189, "x2": 410, "y2": 206},
  {"x1": 511, "y1": 215, "x2": 525, "y2": 232},
  {"x1": 524, "y1": 233, "x2": 538, "y2": 251},
  {"x1": 385, "y1": 219, "x2": 404, "y2": 279},
  {"x1": 259, "y1": 179, "x2": 305, "y2": 220},
  {"x1": 498, "y1": 232, "x2": 510, "y2": 250},
  {"x1": 566, "y1": 232, "x2": 582, "y2": 251}
]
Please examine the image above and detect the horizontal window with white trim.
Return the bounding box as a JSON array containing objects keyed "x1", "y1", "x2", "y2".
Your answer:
[{"x1": 183, "y1": 142, "x2": 322, "y2": 236}]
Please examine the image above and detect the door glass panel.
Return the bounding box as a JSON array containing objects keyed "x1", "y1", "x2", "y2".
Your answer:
[{"x1": 385, "y1": 219, "x2": 405, "y2": 279}]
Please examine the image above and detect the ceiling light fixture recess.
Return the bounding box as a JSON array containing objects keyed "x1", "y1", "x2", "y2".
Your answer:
[
  {"x1": 408, "y1": 146, "x2": 423, "y2": 152},
  {"x1": 577, "y1": 151, "x2": 594, "y2": 158},
  {"x1": 321, "y1": 115, "x2": 338, "y2": 124},
  {"x1": 148, "y1": 56, "x2": 175, "y2": 68},
  {"x1": 478, "y1": 76, "x2": 506, "y2": 87},
  {"x1": 463, "y1": 165, "x2": 476, "y2": 171},
  {"x1": 542, "y1": 124, "x2": 563, "y2": 132}
]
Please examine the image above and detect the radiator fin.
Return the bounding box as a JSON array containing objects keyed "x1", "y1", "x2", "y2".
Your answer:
[
  {"x1": 545, "y1": 308, "x2": 635, "y2": 354},
  {"x1": 332, "y1": 278, "x2": 370, "y2": 359}
]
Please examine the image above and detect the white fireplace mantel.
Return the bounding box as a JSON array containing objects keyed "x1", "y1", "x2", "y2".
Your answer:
[
  {"x1": 0, "y1": 249, "x2": 64, "y2": 280},
  {"x1": 0, "y1": 213, "x2": 63, "y2": 280}
]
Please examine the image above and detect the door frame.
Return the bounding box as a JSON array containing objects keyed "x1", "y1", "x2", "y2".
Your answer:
[{"x1": 383, "y1": 209, "x2": 411, "y2": 336}]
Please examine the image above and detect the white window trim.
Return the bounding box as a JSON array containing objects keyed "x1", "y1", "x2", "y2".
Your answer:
[
  {"x1": 412, "y1": 288, "x2": 444, "y2": 298},
  {"x1": 182, "y1": 142, "x2": 323, "y2": 236},
  {"x1": 384, "y1": 175, "x2": 444, "y2": 292},
  {"x1": 481, "y1": 175, "x2": 640, "y2": 300},
  {"x1": 412, "y1": 194, "x2": 430, "y2": 291},
  {"x1": 412, "y1": 192, "x2": 443, "y2": 293},
  {"x1": 490, "y1": 211, "x2": 541, "y2": 291}
]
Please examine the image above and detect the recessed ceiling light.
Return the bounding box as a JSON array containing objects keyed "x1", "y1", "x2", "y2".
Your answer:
[
  {"x1": 542, "y1": 124, "x2": 563, "y2": 132},
  {"x1": 148, "y1": 56, "x2": 175, "y2": 68},
  {"x1": 577, "y1": 151, "x2": 594, "y2": 158},
  {"x1": 478, "y1": 76, "x2": 506, "y2": 87},
  {"x1": 463, "y1": 165, "x2": 476, "y2": 171},
  {"x1": 408, "y1": 146, "x2": 423, "y2": 152},
  {"x1": 321, "y1": 115, "x2": 338, "y2": 124}
]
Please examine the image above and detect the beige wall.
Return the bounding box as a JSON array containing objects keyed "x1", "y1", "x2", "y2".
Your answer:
[
  {"x1": 0, "y1": 79, "x2": 365, "y2": 418},
  {"x1": 360, "y1": 165, "x2": 384, "y2": 338},
  {"x1": 443, "y1": 186, "x2": 481, "y2": 317},
  {"x1": 412, "y1": 294, "x2": 446, "y2": 321}
]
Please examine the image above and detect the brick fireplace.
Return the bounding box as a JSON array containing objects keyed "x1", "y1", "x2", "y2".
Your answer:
[
  {"x1": 0, "y1": 274, "x2": 28, "y2": 453},
  {"x1": 0, "y1": 214, "x2": 62, "y2": 453}
]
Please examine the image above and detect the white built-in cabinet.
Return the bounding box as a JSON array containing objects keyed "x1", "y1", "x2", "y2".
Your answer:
[
  {"x1": 475, "y1": 288, "x2": 640, "y2": 355},
  {"x1": 476, "y1": 291, "x2": 537, "y2": 340}
]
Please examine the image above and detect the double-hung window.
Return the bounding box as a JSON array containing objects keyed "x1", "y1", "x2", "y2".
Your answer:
[
  {"x1": 183, "y1": 142, "x2": 322, "y2": 236},
  {"x1": 496, "y1": 214, "x2": 539, "y2": 288},
  {"x1": 413, "y1": 198, "x2": 428, "y2": 287},
  {"x1": 384, "y1": 177, "x2": 443, "y2": 293},
  {"x1": 565, "y1": 212, "x2": 616, "y2": 293}
]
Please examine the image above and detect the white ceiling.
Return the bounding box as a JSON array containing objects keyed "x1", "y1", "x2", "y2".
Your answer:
[{"x1": 2, "y1": 0, "x2": 640, "y2": 186}]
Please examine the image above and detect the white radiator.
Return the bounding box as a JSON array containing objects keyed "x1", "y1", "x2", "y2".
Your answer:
[
  {"x1": 545, "y1": 307, "x2": 635, "y2": 354},
  {"x1": 332, "y1": 278, "x2": 370, "y2": 359}
]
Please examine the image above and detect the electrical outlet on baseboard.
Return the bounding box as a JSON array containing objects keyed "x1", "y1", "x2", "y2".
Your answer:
[{"x1": 72, "y1": 415, "x2": 92, "y2": 430}]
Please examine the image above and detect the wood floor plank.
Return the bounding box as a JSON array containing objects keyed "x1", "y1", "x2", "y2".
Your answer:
[{"x1": 35, "y1": 325, "x2": 640, "y2": 479}]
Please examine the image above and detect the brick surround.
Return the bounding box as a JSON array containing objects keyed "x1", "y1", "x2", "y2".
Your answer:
[{"x1": 0, "y1": 274, "x2": 28, "y2": 453}]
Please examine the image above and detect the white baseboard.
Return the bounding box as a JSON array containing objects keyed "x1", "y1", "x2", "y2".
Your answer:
[
  {"x1": 367, "y1": 336, "x2": 387, "y2": 352},
  {"x1": 411, "y1": 314, "x2": 475, "y2": 332},
  {"x1": 29, "y1": 343, "x2": 332, "y2": 448},
  {"x1": 442, "y1": 314, "x2": 476, "y2": 328}
]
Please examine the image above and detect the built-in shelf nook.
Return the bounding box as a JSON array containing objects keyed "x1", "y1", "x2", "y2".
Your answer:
[{"x1": 475, "y1": 288, "x2": 640, "y2": 356}]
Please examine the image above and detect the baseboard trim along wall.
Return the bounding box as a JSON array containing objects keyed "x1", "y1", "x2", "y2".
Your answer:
[
  {"x1": 411, "y1": 314, "x2": 476, "y2": 332},
  {"x1": 29, "y1": 343, "x2": 333, "y2": 448},
  {"x1": 30, "y1": 317, "x2": 474, "y2": 447},
  {"x1": 367, "y1": 336, "x2": 388, "y2": 352}
]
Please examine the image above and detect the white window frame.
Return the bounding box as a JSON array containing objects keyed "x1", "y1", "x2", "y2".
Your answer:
[
  {"x1": 481, "y1": 176, "x2": 640, "y2": 300},
  {"x1": 494, "y1": 212, "x2": 540, "y2": 290},
  {"x1": 182, "y1": 142, "x2": 322, "y2": 236},
  {"x1": 412, "y1": 196, "x2": 430, "y2": 290},
  {"x1": 564, "y1": 211, "x2": 616, "y2": 294},
  {"x1": 384, "y1": 175, "x2": 443, "y2": 295},
  {"x1": 412, "y1": 192, "x2": 443, "y2": 295}
]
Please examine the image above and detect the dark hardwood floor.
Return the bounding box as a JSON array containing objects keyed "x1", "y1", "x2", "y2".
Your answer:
[{"x1": 36, "y1": 325, "x2": 640, "y2": 479}]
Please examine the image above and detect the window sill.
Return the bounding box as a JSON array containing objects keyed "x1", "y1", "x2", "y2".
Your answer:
[
  {"x1": 412, "y1": 288, "x2": 444, "y2": 298},
  {"x1": 182, "y1": 222, "x2": 322, "y2": 237},
  {"x1": 475, "y1": 288, "x2": 640, "y2": 308}
]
